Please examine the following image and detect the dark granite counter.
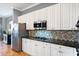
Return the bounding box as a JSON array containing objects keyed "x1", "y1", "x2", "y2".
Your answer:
[{"x1": 22, "y1": 36, "x2": 79, "y2": 48}]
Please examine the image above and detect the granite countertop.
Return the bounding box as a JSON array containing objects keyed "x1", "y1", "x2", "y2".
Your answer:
[{"x1": 22, "y1": 36, "x2": 79, "y2": 48}]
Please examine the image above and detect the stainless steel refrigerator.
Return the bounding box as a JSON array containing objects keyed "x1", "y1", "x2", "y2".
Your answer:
[{"x1": 11, "y1": 23, "x2": 27, "y2": 51}]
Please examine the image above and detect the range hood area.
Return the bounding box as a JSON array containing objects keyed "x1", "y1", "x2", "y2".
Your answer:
[{"x1": 76, "y1": 20, "x2": 79, "y2": 27}]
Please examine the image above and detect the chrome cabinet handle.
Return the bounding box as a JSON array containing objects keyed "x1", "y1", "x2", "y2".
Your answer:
[
  {"x1": 43, "y1": 46, "x2": 45, "y2": 48},
  {"x1": 59, "y1": 46, "x2": 61, "y2": 48},
  {"x1": 35, "y1": 45, "x2": 38, "y2": 46},
  {"x1": 59, "y1": 51, "x2": 63, "y2": 53},
  {"x1": 45, "y1": 44, "x2": 48, "y2": 45}
]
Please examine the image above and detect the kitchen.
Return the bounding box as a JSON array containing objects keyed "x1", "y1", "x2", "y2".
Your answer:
[
  {"x1": 0, "y1": 3, "x2": 79, "y2": 56},
  {"x1": 17, "y1": 3, "x2": 79, "y2": 56}
]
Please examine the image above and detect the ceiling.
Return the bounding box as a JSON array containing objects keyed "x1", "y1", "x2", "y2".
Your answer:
[{"x1": 0, "y1": 3, "x2": 38, "y2": 17}]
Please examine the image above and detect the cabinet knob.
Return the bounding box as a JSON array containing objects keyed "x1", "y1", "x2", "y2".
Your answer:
[
  {"x1": 45, "y1": 44, "x2": 48, "y2": 45},
  {"x1": 35, "y1": 45, "x2": 38, "y2": 46},
  {"x1": 59, "y1": 46, "x2": 61, "y2": 48},
  {"x1": 59, "y1": 51, "x2": 63, "y2": 53},
  {"x1": 43, "y1": 47, "x2": 45, "y2": 48}
]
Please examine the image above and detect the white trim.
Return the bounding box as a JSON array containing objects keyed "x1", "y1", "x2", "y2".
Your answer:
[
  {"x1": 21, "y1": 3, "x2": 40, "y2": 11},
  {"x1": 14, "y1": 8, "x2": 22, "y2": 11},
  {"x1": 11, "y1": 7, "x2": 22, "y2": 11}
]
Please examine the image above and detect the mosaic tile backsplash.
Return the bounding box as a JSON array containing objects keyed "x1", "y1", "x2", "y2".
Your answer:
[
  {"x1": 35, "y1": 30, "x2": 53, "y2": 39},
  {"x1": 29, "y1": 30, "x2": 79, "y2": 42}
]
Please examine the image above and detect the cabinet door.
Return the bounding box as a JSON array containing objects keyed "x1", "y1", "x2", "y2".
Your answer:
[
  {"x1": 40, "y1": 7, "x2": 49, "y2": 21},
  {"x1": 41, "y1": 42, "x2": 51, "y2": 56},
  {"x1": 73, "y1": 48, "x2": 77, "y2": 56},
  {"x1": 29, "y1": 40, "x2": 38, "y2": 56},
  {"x1": 60, "y1": 3, "x2": 79, "y2": 30},
  {"x1": 47, "y1": 6, "x2": 54, "y2": 30},
  {"x1": 22, "y1": 38, "x2": 31, "y2": 54},
  {"x1": 26, "y1": 13, "x2": 30, "y2": 30},
  {"x1": 25, "y1": 39, "x2": 31, "y2": 54},
  {"x1": 33, "y1": 10, "x2": 39, "y2": 21},
  {"x1": 69, "y1": 4, "x2": 79, "y2": 30},
  {"x1": 31, "y1": 40, "x2": 50, "y2": 56},
  {"x1": 50, "y1": 44, "x2": 60, "y2": 56},
  {"x1": 53, "y1": 4, "x2": 61, "y2": 30},
  {"x1": 69, "y1": 4, "x2": 76, "y2": 30},
  {"x1": 18, "y1": 15, "x2": 26, "y2": 23},
  {"x1": 30, "y1": 40, "x2": 44, "y2": 56},
  {"x1": 30, "y1": 40, "x2": 51, "y2": 56},
  {"x1": 60, "y1": 45, "x2": 75, "y2": 56},
  {"x1": 29, "y1": 12, "x2": 35, "y2": 30},
  {"x1": 35, "y1": 40, "x2": 44, "y2": 56},
  {"x1": 60, "y1": 3, "x2": 71, "y2": 30},
  {"x1": 47, "y1": 4, "x2": 61, "y2": 30},
  {"x1": 22, "y1": 38, "x2": 26, "y2": 52},
  {"x1": 26, "y1": 13, "x2": 34, "y2": 30},
  {"x1": 74, "y1": 4, "x2": 79, "y2": 29},
  {"x1": 60, "y1": 3, "x2": 78, "y2": 30}
]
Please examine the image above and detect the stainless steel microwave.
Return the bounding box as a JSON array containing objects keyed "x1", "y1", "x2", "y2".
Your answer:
[{"x1": 34, "y1": 20, "x2": 47, "y2": 29}]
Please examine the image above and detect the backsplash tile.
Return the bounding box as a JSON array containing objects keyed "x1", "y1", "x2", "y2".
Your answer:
[
  {"x1": 29, "y1": 30, "x2": 36, "y2": 37},
  {"x1": 53, "y1": 31, "x2": 77, "y2": 41},
  {"x1": 35, "y1": 30, "x2": 53, "y2": 39},
  {"x1": 75, "y1": 31, "x2": 79, "y2": 42},
  {"x1": 28, "y1": 30, "x2": 79, "y2": 42}
]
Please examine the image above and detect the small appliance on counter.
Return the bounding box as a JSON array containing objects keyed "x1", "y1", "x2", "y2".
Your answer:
[{"x1": 34, "y1": 20, "x2": 47, "y2": 30}]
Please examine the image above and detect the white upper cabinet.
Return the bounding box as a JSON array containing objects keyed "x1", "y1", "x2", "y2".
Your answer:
[
  {"x1": 19, "y1": 3, "x2": 79, "y2": 30},
  {"x1": 69, "y1": 3, "x2": 79, "y2": 30},
  {"x1": 74, "y1": 4, "x2": 79, "y2": 29},
  {"x1": 60, "y1": 3, "x2": 78, "y2": 30},
  {"x1": 53, "y1": 4, "x2": 61, "y2": 30},
  {"x1": 25, "y1": 13, "x2": 35, "y2": 30},
  {"x1": 25, "y1": 13, "x2": 30, "y2": 30},
  {"x1": 18, "y1": 15, "x2": 26, "y2": 23},
  {"x1": 48, "y1": 3, "x2": 79, "y2": 30},
  {"x1": 39, "y1": 8, "x2": 48, "y2": 21},
  {"x1": 34, "y1": 7, "x2": 49, "y2": 21},
  {"x1": 60, "y1": 3, "x2": 72, "y2": 30},
  {"x1": 47, "y1": 4, "x2": 61, "y2": 30}
]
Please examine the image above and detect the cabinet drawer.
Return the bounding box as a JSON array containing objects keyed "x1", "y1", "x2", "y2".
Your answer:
[
  {"x1": 41, "y1": 42, "x2": 51, "y2": 56},
  {"x1": 60, "y1": 45, "x2": 75, "y2": 56},
  {"x1": 50, "y1": 44, "x2": 61, "y2": 56}
]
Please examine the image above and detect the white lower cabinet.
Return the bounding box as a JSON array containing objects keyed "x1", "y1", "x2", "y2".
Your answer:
[
  {"x1": 41, "y1": 42, "x2": 51, "y2": 56},
  {"x1": 22, "y1": 38, "x2": 51, "y2": 56},
  {"x1": 35, "y1": 41, "x2": 44, "y2": 56},
  {"x1": 29, "y1": 40, "x2": 37, "y2": 56},
  {"x1": 22, "y1": 38, "x2": 77, "y2": 56},
  {"x1": 22, "y1": 38, "x2": 31, "y2": 54},
  {"x1": 22, "y1": 38, "x2": 26, "y2": 52},
  {"x1": 73, "y1": 48, "x2": 77, "y2": 56},
  {"x1": 61, "y1": 46, "x2": 77, "y2": 56},
  {"x1": 50, "y1": 44, "x2": 77, "y2": 56},
  {"x1": 60, "y1": 46, "x2": 74, "y2": 56},
  {"x1": 50, "y1": 44, "x2": 61, "y2": 56},
  {"x1": 30, "y1": 40, "x2": 50, "y2": 56},
  {"x1": 30, "y1": 40, "x2": 44, "y2": 56}
]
